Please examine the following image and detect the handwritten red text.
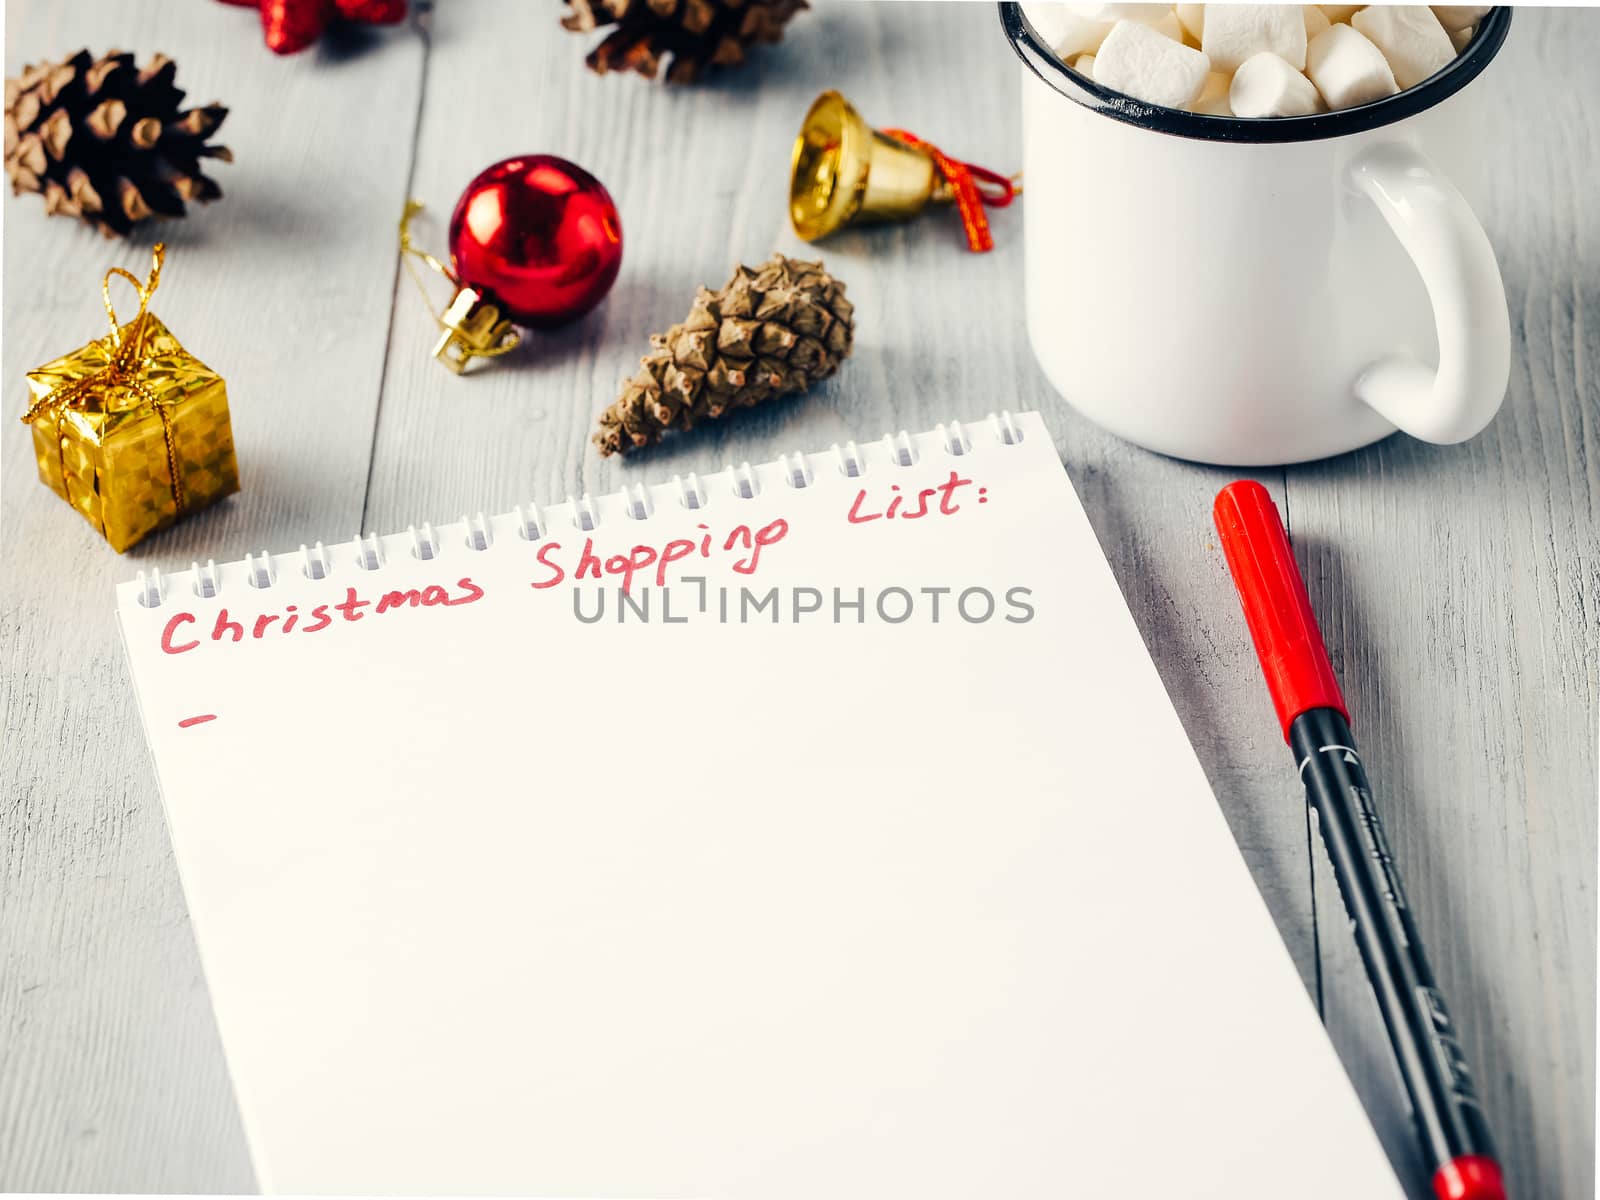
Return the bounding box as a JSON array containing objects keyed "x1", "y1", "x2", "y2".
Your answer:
[
  {"x1": 159, "y1": 577, "x2": 485, "y2": 656},
  {"x1": 846, "y1": 471, "x2": 985, "y2": 524},
  {"x1": 530, "y1": 519, "x2": 790, "y2": 593}
]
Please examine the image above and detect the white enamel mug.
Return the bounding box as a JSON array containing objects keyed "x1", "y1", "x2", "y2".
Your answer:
[{"x1": 1004, "y1": 5, "x2": 1512, "y2": 465}]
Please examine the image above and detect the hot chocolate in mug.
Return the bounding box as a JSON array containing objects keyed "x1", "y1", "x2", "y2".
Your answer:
[{"x1": 1004, "y1": 5, "x2": 1512, "y2": 465}]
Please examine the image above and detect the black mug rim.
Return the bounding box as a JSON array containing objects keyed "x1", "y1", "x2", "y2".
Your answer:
[{"x1": 999, "y1": 3, "x2": 1511, "y2": 143}]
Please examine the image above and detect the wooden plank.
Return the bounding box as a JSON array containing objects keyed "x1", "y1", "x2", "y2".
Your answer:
[
  {"x1": 1296, "y1": 11, "x2": 1600, "y2": 1200},
  {"x1": 0, "y1": 1, "x2": 426, "y2": 1188}
]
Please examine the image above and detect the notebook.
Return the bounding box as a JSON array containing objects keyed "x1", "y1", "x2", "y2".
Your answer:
[{"x1": 116, "y1": 411, "x2": 1403, "y2": 1198}]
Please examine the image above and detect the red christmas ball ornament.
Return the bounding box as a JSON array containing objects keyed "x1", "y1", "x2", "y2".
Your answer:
[
  {"x1": 399, "y1": 155, "x2": 623, "y2": 373},
  {"x1": 449, "y1": 156, "x2": 622, "y2": 329}
]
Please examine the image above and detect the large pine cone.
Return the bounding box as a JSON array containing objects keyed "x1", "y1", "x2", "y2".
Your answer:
[
  {"x1": 4, "y1": 50, "x2": 230, "y2": 237},
  {"x1": 595, "y1": 254, "x2": 853, "y2": 457},
  {"x1": 562, "y1": 0, "x2": 807, "y2": 83}
]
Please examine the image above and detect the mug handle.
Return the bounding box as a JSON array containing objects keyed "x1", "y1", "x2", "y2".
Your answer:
[{"x1": 1349, "y1": 142, "x2": 1511, "y2": 444}]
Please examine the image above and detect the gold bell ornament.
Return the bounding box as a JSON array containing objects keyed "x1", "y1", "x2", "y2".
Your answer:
[{"x1": 789, "y1": 90, "x2": 1019, "y2": 252}]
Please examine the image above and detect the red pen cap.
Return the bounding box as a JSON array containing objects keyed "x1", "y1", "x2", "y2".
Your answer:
[
  {"x1": 1213, "y1": 481, "x2": 1348, "y2": 741},
  {"x1": 1433, "y1": 1155, "x2": 1507, "y2": 1200}
]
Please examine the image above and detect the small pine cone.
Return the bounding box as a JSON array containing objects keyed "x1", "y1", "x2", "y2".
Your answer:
[
  {"x1": 5, "y1": 49, "x2": 231, "y2": 237},
  {"x1": 561, "y1": 0, "x2": 808, "y2": 83},
  {"x1": 595, "y1": 254, "x2": 853, "y2": 456}
]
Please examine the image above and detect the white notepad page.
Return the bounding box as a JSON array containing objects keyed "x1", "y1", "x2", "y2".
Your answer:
[{"x1": 116, "y1": 412, "x2": 1401, "y2": 1198}]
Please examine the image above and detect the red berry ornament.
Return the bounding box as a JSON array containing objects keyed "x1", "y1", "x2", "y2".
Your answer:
[{"x1": 219, "y1": 0, "x2": 407, "y2": 56}]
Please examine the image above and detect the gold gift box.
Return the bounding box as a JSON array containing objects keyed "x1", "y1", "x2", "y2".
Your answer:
[{"x1": 25, "y1": 250, "x2": 238, "y2": 553}]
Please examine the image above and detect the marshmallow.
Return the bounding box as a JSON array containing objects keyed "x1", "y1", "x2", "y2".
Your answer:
[
  {"x1": 1022, "y1": 3, "x2": 1072, "y2": 46},
  {"x1": 1229, "y1": 51, "x2": 1324, "y2": 116},
  {"x1": 1191, "y1": 70, "x2": 1233, "y2": 115},
  {"x1": 1450, "y1": 23, "x2": 1475, "y2": 52},
  {"x1": 1351, "y1": 6, "x2": 1454, "y2": 88},
  {"x1": 1306, "y1": 23, "x2": 1399, "y2": 108},
  {"x1": 1176, "y1": 3, "x2": 1205, "y2": 41},
  {"x1": 1319, "y1": 4, "x2": 1362, "y2": 21},
  {"x1": 1430, "y1": 4, "x2": 1491, "y2": 31},
  {"x1": 1074, "y1": 53, "x2": 1097, "y2": 78},
  {"x1": 1147, "y1": 10, "x2": 1186, "y2": 40},
  {"x1": 1067, "y1": 2, "x2": 1174, "y2": 20},
  {"x1": 1025, "y1": 4, "x2": 1115, "y2": 57},
  {"x1": 1057, "y1": 10, "x2": 1118, "y2": 56},
  {"x1": 1303, "y1": 4, "x2": 1332, "y2": 40},
  {"x1": 1094, "y1": 18, "x2": 1213, "y2": 108},
  {"x1": 1202, "y1": 5, "x2": 1309, "y2": 71}
]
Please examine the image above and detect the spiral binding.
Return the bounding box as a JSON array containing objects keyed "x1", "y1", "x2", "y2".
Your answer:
[
  {"x1": 730, "y1": 463, "x2": 760, "y2": 500},
  {"x1": 780, "y1": 452, "x2": 813, "y2": 489},
  {"x1": 127, "y1": 411, "x2": 1030, "y2": 607},
  {"x1": 516, "y1": 502, "x2": 543, "y2": 541},
  {"x1": 619, "y1": 483, "x2": 653, "y2": 520},
  {"x1": 353, "y1": 532, "x2": 385, "y2": 571},
  {"x1": 884, "y1": 430, "x2": 919, "y2": 467},
  {"x1": 676, "y1": 473, "x2": 705, "y2": 510},
  {"x1": 939, "y1": 420, "x2": 972, "y2": 456},
  {"x1": 134, "y1": 567, "x2": 164, "y2": 609},
  {"x1": 835, "y1": 440, "x2": 864, "y2": 478},
  {"x1": 996, "y1": 410, "x2": 1025, "y2": 445},
  {"x1": 463, "y1": 512, "x2": 493, "y2": 551},
  {"x1": 192, "y1": 559, "x2": 220, "y2": 598},
  {"x1": 302, "y1": 541, "x2": 331, "y2": 581},
  {"x1": 570, "y1": 494, "x2": 600, "y2": 532},
  {"x1": 410, "y1": 522, "x2": 439, "y2": 560},
  {"x1": 245, "y1": 550, "x2": 275, "y2": 589}
]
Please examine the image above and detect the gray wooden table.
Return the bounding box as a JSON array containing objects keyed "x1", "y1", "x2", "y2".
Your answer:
[{"x1": 2, "y1": 2, "x2": 1594, "y2": 1195}]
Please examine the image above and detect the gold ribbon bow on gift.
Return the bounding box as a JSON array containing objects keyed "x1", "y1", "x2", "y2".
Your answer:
[{"x1": 21, "y1": 243, "x2": 187, "y2": 515}]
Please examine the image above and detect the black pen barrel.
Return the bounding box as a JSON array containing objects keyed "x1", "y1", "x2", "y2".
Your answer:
[{"x1": 1289, "y1": 708, "x2": 1496, "y2": 1173}]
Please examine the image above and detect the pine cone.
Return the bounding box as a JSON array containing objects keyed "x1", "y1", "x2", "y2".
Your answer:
[
  {"x1": 562, "y1": 0, "x2": 808, "y2": 83},
  {"x1": 595, "y1": 254, "x2": 853, "y2": 456},
  {"x1": 4, "y1": 50, "x2": 230, "y2": 237}
]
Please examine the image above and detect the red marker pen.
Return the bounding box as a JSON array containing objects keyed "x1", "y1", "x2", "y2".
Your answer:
[{"x1": 1214, "y1": 481, "x2": 1506, "y2": 1200}]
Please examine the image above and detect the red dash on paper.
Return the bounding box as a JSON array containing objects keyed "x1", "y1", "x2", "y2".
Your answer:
[{"x1": 178, "y1": 714, "x2": 218, "y2": 729}]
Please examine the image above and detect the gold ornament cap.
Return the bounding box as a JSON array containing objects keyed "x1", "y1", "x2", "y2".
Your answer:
[
  {"x1": 399, "y1": 201, "x2": 520, "y2": 374},
  {"x1": 431, "y1": 287, "x2": 517, "y2": 375}
]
